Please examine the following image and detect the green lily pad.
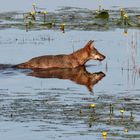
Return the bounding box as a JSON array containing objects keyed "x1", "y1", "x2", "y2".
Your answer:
[{"x1": 95, "y1": 10, "x2": 109, "y2": 19}]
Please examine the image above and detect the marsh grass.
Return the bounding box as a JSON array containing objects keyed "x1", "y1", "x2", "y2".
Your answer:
[{"x1": 122, "y1": 30, "x2": 140, "y2": 87}]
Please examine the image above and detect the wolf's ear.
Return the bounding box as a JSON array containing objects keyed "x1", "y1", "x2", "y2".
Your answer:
[{"x1": 85, "y1": 40, "x2": 94, "y2": 50}]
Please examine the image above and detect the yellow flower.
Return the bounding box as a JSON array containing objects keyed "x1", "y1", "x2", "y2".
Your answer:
[
  {"x1": 124, "y1": 129, "x2": 128, "y2": 132},
  {"x1": 124, "y1": 14, "x2": 128, "y2": 19},
  {"x1": 102, "y1": 131, "x2": 107, "y2": 136},
  {"x1": 120, "y1": 109, "x2": 125, "y2": 113},
  {"x1": 32, "y1": 3, "x2": 36, "y2": 7},
  {"x1": 31, "y1": 11, "x2": 35, "y2": 15},
  {"x1": 43, "y1": 11, "x2": 47, "y2": 15},
  {"x1": 62, "y1": 23, "x2": 66, "y2": 26},
  {"x1": 120, "y1": 8, "x2": 124, "y2": 12},
  {"x1": 90, "y1": 104, "x2": 96, "y2": 108}
]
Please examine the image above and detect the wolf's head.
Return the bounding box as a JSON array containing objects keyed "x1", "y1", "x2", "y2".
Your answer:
[
  {"x1": 87, "y1": 71, "x2": 106, "y2": 92},
  {"x1": 85, "y1": 40, "x2": 105, "y2": 61}
]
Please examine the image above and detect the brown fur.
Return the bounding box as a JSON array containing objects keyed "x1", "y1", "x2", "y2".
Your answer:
[
  {"x1": 28, "y1": 66, "x2": 105, "y2": 92},
  {"x1": 17, "y1": 40, "x2": 105, "y2": 69}
]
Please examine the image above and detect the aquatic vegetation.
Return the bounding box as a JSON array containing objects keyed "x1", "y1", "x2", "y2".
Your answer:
[
  {"x1": 32, "y1": 3, "x2": 36, "y2": 13},
  {"x1": 118, "y1": 8, "x2": 139, "y2": 27},
  {"x1": 130, "y1": 112, "x2": 134, "y2": 121},
  {"x1": 43, "y1": 11, "x2": 47, "y2": 24},
  {"x1": 120, "y1": 109, "x2": 125, "y2": 114},
  {"x1": 102, "y1": 131, "x2": 107, "y2": 136},
  {"x1": 1, "y1": 7, "x2": 140, "y2": 31},
  {"x1": 110, "y1": 103, "x2": 114, "y2": 114},
  {"x1": 102, "y1": 131, "x2": 107, "y2": 139},
  {"x1": 90, "y1": 103, "x2": 96, "y2": 108},
  {"x1": 5, "y1": 16, "x2": 12, "y2": 20},
  {"x1": 60, "y1": 23, "x2": 66, "y2": 33},
  {"x1": 79, "y1": 109, "x2": 83, "y2": 115},
  {"x1": 75, "y1": 95, "x2": 139, "y2": 138},
  {"x1": 30, "y1": 11, "x2": 36, "y2": 20},
  {"x1": 95, "y1": 10, "x2": 109, "y2": 19},
  {"x1": 120, "y1": 8, "x2": 126, "y2": 20},
  {"x1": 124, "y1": 129, "x2": 128, "y2": 132},
  {"x1": 0, "y1": 0, "x2": 140, "y2": 139}
]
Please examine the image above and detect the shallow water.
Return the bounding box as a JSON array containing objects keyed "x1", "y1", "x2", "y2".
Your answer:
[{"x1": 0, "y1": 1, "x2": 140, "y2": 140}]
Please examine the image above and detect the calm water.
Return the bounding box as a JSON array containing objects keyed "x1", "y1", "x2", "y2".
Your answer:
[
  {"x1": 0, "y1": 1, "x2": 140, "y2": 140},
  {"x1": 1, "y1": 0, "x2": 140, "y2": 12}
]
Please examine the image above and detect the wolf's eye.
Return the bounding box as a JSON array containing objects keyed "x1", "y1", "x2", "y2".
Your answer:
[{"x1": 94, "y1": 51, "x2": 98, "y2": 55}]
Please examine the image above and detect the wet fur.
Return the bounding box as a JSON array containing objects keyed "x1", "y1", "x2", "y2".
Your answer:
[{"x1": 17, "y1": 40, "x2": 105, "y2": 69}]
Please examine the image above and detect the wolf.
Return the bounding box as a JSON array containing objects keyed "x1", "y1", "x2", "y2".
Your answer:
[{"x1": 17, "y1": 40, "x2": 105, "y2": 69}]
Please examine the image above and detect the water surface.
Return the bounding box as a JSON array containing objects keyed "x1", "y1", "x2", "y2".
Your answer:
[{"x1": 0, "y1": 1, "x2": 140, "y2": 140}]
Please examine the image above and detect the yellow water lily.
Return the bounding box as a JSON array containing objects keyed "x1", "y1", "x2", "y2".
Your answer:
[
  {"x1": 120, "y1": 109, "x2": 125, "y2": 113},
  {"x1": 102, "y1": 131, "x2": 107, "y2": 136},
  {"x1": 124, "y1": 14, "x2": 128, "y2": 19},
  {"x1": 60, "y1": 23, "x2": 66, "y2": 33},
  {"x1": 32, "y1": 3, "x2": 36, "y2": 7},
  {"x1": 30, "y1": 11, "x2": 35, "y2": 15},
  {"x1": 43, "y1": 11, "x2": 47, "y2": 15},
  {"x1": 120, "y1": 8, "x2": 124, "y2": 12},
  {"x1": 124, "y1": 129, "x2": 128, "y2": 132},
  {"x1": 61, "y1": 23, "x2": 66, "y2": 26},
  {"x1": 90, "y1": 104, "x2": 96, "y2": 108}
]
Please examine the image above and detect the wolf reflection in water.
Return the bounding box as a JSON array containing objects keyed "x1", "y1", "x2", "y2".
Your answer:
[{"x1": 28, "y1": 66, "x2": 105, "y2": 92}]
